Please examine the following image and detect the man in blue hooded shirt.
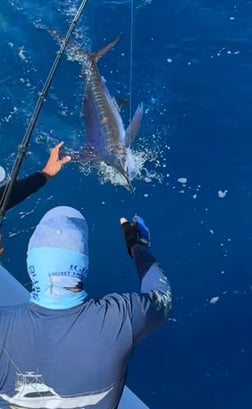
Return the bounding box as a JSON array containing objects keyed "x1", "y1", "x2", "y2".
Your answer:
[{"x1": 0, "y1": 206, "x2": 172, "y2": 409}]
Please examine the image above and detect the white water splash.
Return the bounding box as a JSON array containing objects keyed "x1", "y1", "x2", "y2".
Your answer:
[{"x1": 77, "y1": 140, "x2": 166, "y2": 190}]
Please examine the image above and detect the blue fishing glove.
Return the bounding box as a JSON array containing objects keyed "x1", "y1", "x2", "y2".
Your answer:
[{"x1": 120, "y1": 214, "x2": 151, "y2": 257}]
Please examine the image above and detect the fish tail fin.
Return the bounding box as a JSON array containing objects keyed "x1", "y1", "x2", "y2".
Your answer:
[
  {"x1": 50, "y1": 28, "x2": 64, "y2": 44},
  {"x1": 50, "y1": 28, "x2": 87, "y2": 59},
  {"x1": 49, "y1": 28, "x2": 78, "y2": 52},
  {"x1": 90, "y1": 35, "x2": 121, "y2": 63},
  {"x1": 49, "y1": 29, "x2": 120, "y2": 63}
]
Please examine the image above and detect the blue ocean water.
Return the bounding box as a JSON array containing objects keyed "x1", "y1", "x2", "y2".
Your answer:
[{"x1": 0, "y1": 0, "x2": 251, "y2": 408}]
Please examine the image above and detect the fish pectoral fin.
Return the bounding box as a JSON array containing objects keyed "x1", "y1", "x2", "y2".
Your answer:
[{"x1": 125, "y1": 102, "x2": 144, "y2": 147}]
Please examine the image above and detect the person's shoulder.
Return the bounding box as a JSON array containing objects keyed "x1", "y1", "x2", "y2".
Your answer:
[{"x1": 86, "y1": 292, "x2": 143, "y2": 309}]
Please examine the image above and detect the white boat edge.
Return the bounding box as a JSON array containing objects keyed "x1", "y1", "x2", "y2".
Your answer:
[{"x1": 0, "y1": 263, "x2": 150, "y2": 409}]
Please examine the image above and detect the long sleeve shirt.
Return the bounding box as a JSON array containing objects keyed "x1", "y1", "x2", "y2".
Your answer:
[
  {"x1": 0, "y1": 172, "x2": 47, "y2": 211},
  {"x1": 0, "y1": 244, "x2": 172, "y2": 409}
]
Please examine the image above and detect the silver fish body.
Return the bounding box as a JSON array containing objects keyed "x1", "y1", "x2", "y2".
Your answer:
[{"x1": 72, "y1": 36, "x2": 143, "y2": 191}]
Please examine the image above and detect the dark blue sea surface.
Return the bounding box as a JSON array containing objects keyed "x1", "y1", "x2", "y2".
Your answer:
[{"x1": 0, "y1": 1, "x2": 251, "y2": 408}]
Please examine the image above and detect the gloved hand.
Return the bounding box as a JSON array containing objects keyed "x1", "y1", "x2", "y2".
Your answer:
[{"x1": 120, "y1": 215, "x2": 151, "y2": 257}]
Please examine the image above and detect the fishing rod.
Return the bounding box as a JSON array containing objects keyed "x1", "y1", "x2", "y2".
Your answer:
[{"x1": 0, "y1": 0, "x2": 89, "y2": 226}]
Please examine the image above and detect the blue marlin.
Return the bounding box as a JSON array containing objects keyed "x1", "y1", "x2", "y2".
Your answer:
[{"x1": 68, "y1": 35, "x2": 143, "y2": 191}]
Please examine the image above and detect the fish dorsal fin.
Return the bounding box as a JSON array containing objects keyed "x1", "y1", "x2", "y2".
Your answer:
[
  {"x1": 125, "y1": 103, "x2": 144, "y2": 147},
  {"x1": 50, "y1": 29, "x2": 87, "y2": 60},
  {"x1": 91, "y1": 35, "x2": 121, "y2": 63}
]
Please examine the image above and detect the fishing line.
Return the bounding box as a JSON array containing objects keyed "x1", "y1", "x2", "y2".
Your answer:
[
  {"x1": 129, "y1": 0, "x2": 134, "y2": 123},
  {"x1": 0, "y1": 0, "x2": 89, "y2": 226}
]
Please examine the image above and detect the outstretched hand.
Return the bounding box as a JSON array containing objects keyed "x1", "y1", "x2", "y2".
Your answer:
[{"x1": 42, "y1": 141, "x2": 71, "y2": 177}]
